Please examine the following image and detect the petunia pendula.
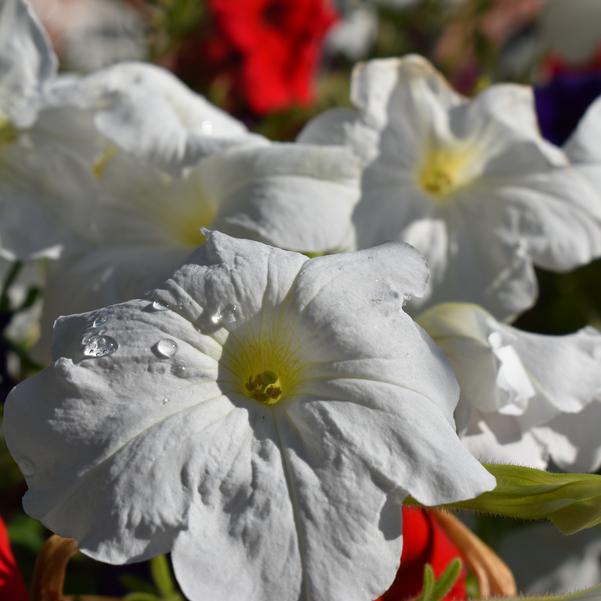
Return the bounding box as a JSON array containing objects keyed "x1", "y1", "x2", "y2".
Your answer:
[
  {"x1": 299, "y1": 55, "x2": 601, "y2": 319},
  {"x1": 4, "y1": 232, "x2": 494, "y2": 601},
  {"x1": 418, "y1": 303, "x2": 601, "y2": 471}
]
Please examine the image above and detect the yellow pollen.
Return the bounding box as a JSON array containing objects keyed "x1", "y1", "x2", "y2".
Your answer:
[
  {"x1": 418, "y1": 144, "x2": 475, "y2": 199},
  {"x1": 245, "y1": 370, "x2": 283, "y2": 405},
  {"x1": 92, "y1": 144, "x2": 119, "y2": 179}
]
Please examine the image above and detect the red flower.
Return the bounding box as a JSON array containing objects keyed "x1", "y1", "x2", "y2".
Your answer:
[
  {"x1": 375, "y1": 507, "x2": 467, "y2": 601},
  {"x1": 0, "y1": 516, "x2": 28, "y2": 601},
  {"x1": 175, "y1": 0, "x2": 338, "y2": 115}
]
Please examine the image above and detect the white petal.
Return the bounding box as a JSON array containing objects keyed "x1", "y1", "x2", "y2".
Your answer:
[
  {"x1": 420, "y1": 304, "x2": 601, "y2": 425},
  {"x1": 203, "y1": 144, "x2": 361, "y2": 253},
  {"x1": 404, "y1": 212, "x2": 539, "y2": 320},
  {"x1": 509, "y1": 325, "x2": 601, "y2": 418},
  {"x1": 173, "y1": 408, "x2": 403, "y2": 601},
  {"x1": 0, "y1": 0, "x2": 56, "y2": 127},
  {"x1": 292, "y1": 382, "x2": 496, "y2": 505},
  {"x1": 533, "y1": 401, "x2": 601, "y2": 473},
  {"x1": 350, "y1": 55, "x2": 462, "y2": 131},
  {"x1": 153, "y1": 231, "x2": 308, "y2": 328},
  {"x1": 461, "y1": 412, "x2": 549, "y2": 469},
  {"x1": 289, "y1": 244, "x2": 463, "y2": 421},
  {"x1": 34, "y1": 244, "x2": 190, "y2": 362},
  {"x1": 75, "y1": 62, "x2": 261, "y2": 171},
  {"x1": 5, "y1": 299, "x2": 230, "y2": 562},
  {"x1": 492, "y1": 169, "x2": 601, "y2": 271}
]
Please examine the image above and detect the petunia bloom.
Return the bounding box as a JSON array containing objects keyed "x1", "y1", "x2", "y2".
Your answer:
[
  {"x1": 299, "y1": 55, "x2": 601, "y2": 320},
  {"x1": 48, "y1": 61, "x2": 262, "y2": 175},
  {"x1": 34, "y1": 141, "x2": 360, "y2": 360},
  {"x1": 418, "y1": 302, "x2": 601, "y2": 471},
  {"x1": 174, "y1": 0, "x2": 338, "y2": 115},
  {"x1": 0, "y1": 516, "x2": 28, "y2": 601},
  {"x1": 0, "y1": 0, "x2": 95, "y2": 261},
  {"x1": 5, "y1": 232, "x2": 494, "y2": 601},
  {"x1": 377, "y1": 506, "x2": 466, "y2": 601}
]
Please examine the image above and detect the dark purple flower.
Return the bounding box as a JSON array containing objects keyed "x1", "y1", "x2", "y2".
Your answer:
[{"x1": 535, "y1": 71, "x2": 601, "y2": 145}]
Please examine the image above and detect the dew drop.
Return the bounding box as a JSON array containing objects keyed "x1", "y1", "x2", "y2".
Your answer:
[
  {"x1": 173, "y1": 364, "x2": 187, "y2": 378},
  {"x1": 155, "y1": 338, "x2": 178, "y2": 358},
  {"x1": 93, "y1": 314, "x2": 108, "y2": 327},
  {"x1": 83, "y1": 335, "x2": 119, "y2": 358},
  {"x1": 211, "y1": 303, "x2": 238, "y2": 326},
  {"x1": 151, "y1": 301, "x2": 168, "y2": 311},
  {"x1": 19, "y1": 457, "x2": 35, "y2": 477},
  {"x1": 162, "y1": 397, "x2": 169, "y2": 406}
]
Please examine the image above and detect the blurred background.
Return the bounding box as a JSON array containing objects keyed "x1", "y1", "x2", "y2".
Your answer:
[{"x1": 2, "y1": 0, "x2": 601, "y2": 596}]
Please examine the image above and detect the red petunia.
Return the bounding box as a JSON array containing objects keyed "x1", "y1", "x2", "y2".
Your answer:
[
  {"x1": 0, "y1": 516, "x2": 28, "y2": 601},
  {"x1": 175, "y1": 0, "x2": 338, "y2": 115},
  {"x1": 376, "y1": 507, "x2": 467, "y2": 601}
]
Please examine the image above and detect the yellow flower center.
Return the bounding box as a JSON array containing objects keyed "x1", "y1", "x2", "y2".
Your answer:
[
  {"x1": 245, "y1": 370, "x2": 283, "y2": 405},
  {"x1": 222, "y1": 326, "x2": 305, "y2": 407},
  {"x1": 418, "y1": 143, "x2": 477, "y2": 199}
]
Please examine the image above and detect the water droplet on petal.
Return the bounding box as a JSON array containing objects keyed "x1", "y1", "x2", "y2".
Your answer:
[
  {"x1": 211, "y1": 303, "x2": 238, "y2": 326},
  {"x1": 173, "y1": 364, "x2": 187, "y2": 378},
  {"x1": 93, "y1": 314, "x2": 108, "y2": 327},
  {"x1": 19, "y1": 457, "x2": 35, "y2": 477},
  {"x1": 83, "y1": 335, "x2": 119, "y2": 358},
  {"x1": 155, "y1": 339, "x2": 178, "y2": 358},
  {"x1": 221, "y1": 304, "x2": 238, "y2": 324},
  {"x1": 151, "y1": 301, "x2": 168, "y2": 311}
]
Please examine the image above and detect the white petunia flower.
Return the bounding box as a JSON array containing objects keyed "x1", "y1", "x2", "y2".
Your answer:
[
  {"x1": 4, "y1": 232, "x2": 494, "y2": 601},
  {"x1": 34, "y1": 143, "x2": 361, "y2": 360},
  {"x1": 299, "y1": 55, "x2": 601, "y2": 320},
  {"x1": 0, "y1": 0, "x2": 103, "y2": 260},
  {"x1": 51, "y1": 61, "x2": 263, "y2": 174},
  {"x1": 418, "y1": 302, "x2": 601, "y2": 471}
]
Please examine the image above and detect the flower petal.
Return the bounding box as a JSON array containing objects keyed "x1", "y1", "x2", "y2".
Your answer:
[
  {"x1": 69, "y1": 62, "x2": 261, "y2": 172},
  {"x1": 202, "y1": 143, "x2": 361, "y2": 253},
  {"x1": 0, "y1": 0, "x2": 56, "y2": 127},
  {"x1": 5, "y1": 299, "x2": 229, "y2": 562}
]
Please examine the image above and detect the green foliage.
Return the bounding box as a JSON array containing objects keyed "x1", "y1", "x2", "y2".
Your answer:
[
  {"x1": 415, "y1": 559, "x2": 463, "y2": 601},
  {"x1": 122, "y1": 555, "x2": 182, "y2": 601},
  {"x1": 406, "y1": 464, "x2": 601, "y2": 534}
]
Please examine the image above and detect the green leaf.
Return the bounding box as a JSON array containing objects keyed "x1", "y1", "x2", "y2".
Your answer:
[
  {"x1": 150, "y1": 555, "x2": 176, "y2": 597},
  {"x1": 416, "y1": 564, "x2": 435, "y2": 601},
  {"x1": 431, "y1": 559, "x2": 462, "y2": 601},
  {"x1": 405, "y1": 464, "x2": 601, "y2": 534},
  {"x1": 414, "y1": 560, "x2": 463, "y2": 601},
  {"x1": 120, "y1": 574, "x2": 156, "y2": 595}
]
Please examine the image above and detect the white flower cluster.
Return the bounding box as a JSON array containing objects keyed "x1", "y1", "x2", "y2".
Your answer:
[{"x1": 3, "y1": 1, "x2": 601, "y2": 600}]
